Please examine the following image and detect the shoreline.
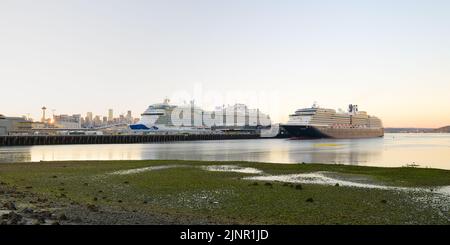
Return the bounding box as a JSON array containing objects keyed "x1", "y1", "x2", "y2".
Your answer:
[
  {"x1": 1, "y1": 160, "x2": 449, "y2": 225},
  {"x1": 2, "y1": 133, "x2": 450, "y2": 171}
]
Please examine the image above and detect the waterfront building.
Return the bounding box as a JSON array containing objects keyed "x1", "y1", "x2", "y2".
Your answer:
[
  {"x1": 53, "y1": 114, "x2": 82, "y2": 129},
  {"x1": 31, "y1": 122, "x2": 46, "y2": 129},
  {"x1": 0, "y1": 115, "x2": 33, "y2": 135},
  {"x1": 0, "y1": 114, "x2": 9, "y2": 135}
]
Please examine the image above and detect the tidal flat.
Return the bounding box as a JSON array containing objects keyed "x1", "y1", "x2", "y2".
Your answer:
[{"x1": 0, "y1": 160, "x2": 449, "y2": 225}]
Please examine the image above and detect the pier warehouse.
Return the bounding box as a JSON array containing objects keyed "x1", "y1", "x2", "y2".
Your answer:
[{"x1": 0, "y1": 114, "x2": 32, "y2": 136}]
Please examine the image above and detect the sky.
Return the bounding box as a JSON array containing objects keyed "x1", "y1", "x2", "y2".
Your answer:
[{"x1": 1, "y1": 0, "x2": 449, "y2": 128}]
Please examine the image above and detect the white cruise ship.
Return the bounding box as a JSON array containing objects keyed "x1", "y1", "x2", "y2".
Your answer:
[
  {"x1": 130, "y1": 99, "x2": 271, "y2": 133},
  {"x1": 281, "y1": 104, "x2": 384, "y2": 139}
]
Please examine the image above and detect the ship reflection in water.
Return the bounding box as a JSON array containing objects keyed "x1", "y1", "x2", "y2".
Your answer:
[{"x1": 0, "y1": 133, "x2": 449, "y2": 170}]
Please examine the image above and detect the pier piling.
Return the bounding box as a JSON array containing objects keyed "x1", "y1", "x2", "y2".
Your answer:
[{"x1": 0, "y1": 134, "x2": 259, "y2": 146}]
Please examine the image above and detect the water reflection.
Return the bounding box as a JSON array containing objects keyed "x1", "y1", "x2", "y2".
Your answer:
[
  {"x1": 0, "y1": 134, "x2": 449, "y2": 170},
  {"x1": 0, "y1": 147, "x2": 32, "y2": 163}
]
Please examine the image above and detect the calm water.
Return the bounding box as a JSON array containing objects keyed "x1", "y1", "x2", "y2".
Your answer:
[{"x1": 1, "y1": 133, "x2": 449, "y2": 170}]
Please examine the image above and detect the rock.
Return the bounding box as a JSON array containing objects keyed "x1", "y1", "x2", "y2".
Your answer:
[
  {"x1": 93, "y1": 197, "x2": 98, "y2": 201},
  {"x1": 58, "y1": 214, "x2": 68, "y2": 221},
  {"x1": 98, "y1": 190, "x2": 103, "y2": 193},
  {"x1": 381, "y1": 200, "x2": 387, "y2": 204},
  {"x1": 31, "y1": 219, "x2": 42, "y2": 225},
  {"x1": 51, "y1": 221, "x2": 60, "y2": 225},
  {"x1": 37, "y1": 217, "x2": 46, "y2": 224},
  {"x1": 83, "y1": 183, "x2": 88, "y2": 186},
  {"x1": 123, "y1": 181, "x2": 129, "y2": 184},
  {"x1": 22, "y1": 207, "x2": 34, "y2": 214},
  {"x1": 118, "y1": 200, "x2": 123, "y2": 203},
  {"x1": 306, "y1": 198, "x2": 314, "y2": 203},
  {"x1": 51, "y1": 175, "x2": 58, "y2": 179},
  {"x1": 34, "y1": 211, "x2": 53, "y2": 219},
  {"x1": 3, "y1": 202, "x2": 17, "y2": 210},
  {"x1": 295, "y1": 184, "x2": 303, "y2": 190},
  {"x1": 2, "y1": 212, "x2": 22, "y2": 225},
  {"x1": 87, "y1": 204, "x2": 99, "y2": 212},
  {"x1": 25, "y1": 186, "x2": 33, "y2": 189},
  {"x1": 335, "y1": 183, "x2": 340, "y2": 187},
  {"x1": 37, "y1": 198, "x2": 48, "y2": 203}
]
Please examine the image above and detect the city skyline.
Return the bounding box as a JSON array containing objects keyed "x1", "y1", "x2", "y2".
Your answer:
[
  {"x1": 1, "y1": 0, "x2": 450, "y2": 128},
  {"x1": 38, "y1": 108, "x2": 138, "y2": 123}
]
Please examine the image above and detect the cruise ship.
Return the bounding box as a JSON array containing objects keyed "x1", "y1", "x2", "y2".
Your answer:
[
  {"x1": 281, "y1": 104, "x2": 384, "y2": 139},
  {"x1": 130, "y1": 99, "x2": 271, "y2": 133}
]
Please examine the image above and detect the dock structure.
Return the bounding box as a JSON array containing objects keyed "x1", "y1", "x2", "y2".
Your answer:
[{"x1": 0, "y1": 134, "x2": 259, "y2": 146}]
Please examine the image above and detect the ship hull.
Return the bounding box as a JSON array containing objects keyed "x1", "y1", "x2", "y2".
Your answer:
[{"x1": 281, "y1": 125, "x2": 384, "y2": 139}]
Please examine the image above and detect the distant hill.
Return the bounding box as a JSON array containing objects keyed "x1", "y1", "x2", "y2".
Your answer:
[
  {"x1": 384, "y1": 128, "x2": 433, "y2": 133},
  {"x1": 385, "y1": 126, "x2": 450, "y2": 133},
  {"x1": 433, "y1": 126, "x2": 450, "y2": 133}
]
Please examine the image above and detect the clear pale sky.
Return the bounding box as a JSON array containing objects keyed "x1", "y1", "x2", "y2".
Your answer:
[{"x1": 1, "y1": 0, "x2": 449, "y2": 128}]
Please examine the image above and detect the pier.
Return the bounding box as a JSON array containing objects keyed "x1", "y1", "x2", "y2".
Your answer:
[{"x1": 0, "y1": 134, "x2": 260, "y2": 146}]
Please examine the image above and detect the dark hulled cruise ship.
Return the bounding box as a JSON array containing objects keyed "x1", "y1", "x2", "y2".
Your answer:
[{"x1": 281, "y1": 104, "x2": 384, "y2": 139}]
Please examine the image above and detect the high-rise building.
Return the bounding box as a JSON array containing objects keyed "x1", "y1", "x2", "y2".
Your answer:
[
  {"x1": 94, "y1": 115, "x2": 102, "y2": 127},
  {"x1": 86, "y1": 112, "x2": 93, "y2": 122},
  {"x1": 126, "y1": 111, "x2": 132, "y2": 122},
  {"x1": 108, "y1": 109, "x2": 113, "y2": 122},
  {"x1": 83, "y1": 112, "x2": 94, "y2": 128}
]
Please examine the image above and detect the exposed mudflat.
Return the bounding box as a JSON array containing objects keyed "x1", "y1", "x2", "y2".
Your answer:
[
  {"x1": 1, "y1": 160, "x2": 449, "y2": 225},
  {"x1": 242, "y1": 170, "x2": 450, "y2": 222},
  {"x1": 0, "y1": 183, "x2": 216, "y2": 225}
]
